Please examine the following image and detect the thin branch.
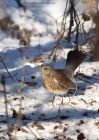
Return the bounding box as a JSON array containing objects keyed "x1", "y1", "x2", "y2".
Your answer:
[
  {"x1": 15, "y1": 0, "x2": 26, "y2": 10},
  {"x1": 1, "y1": 75, "x2": 12, "y2": 140},
  {"x1": 0, "y1": 55, "x2": 17, "y2": 83}
]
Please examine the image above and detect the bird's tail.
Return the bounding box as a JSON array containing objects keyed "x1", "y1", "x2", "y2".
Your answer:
[{"x1": 65, "y1": 49, "x2": 87, "y2": 72}]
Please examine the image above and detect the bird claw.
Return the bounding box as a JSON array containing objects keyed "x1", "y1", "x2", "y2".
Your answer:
[{"x1": 48, "y1": 95, "x2": 56, "y2": 107}]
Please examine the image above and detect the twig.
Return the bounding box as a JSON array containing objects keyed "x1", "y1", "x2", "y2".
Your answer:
[
  {"x1": 48, "y1": 0, "x2": 81, "y2": 61},
  {"x1": 0, "y1": 55, "x2": 17, "y2": 83},
  {"x1": 15, "y1": 0, "x2": 26, "y2": 10},
  {"x1": 1, "y1": 75, "x2": 12, "y2": 140},
  {"x1": 26, "y1": 125, "x2": 38, "y2": 140},
  {"x1": 81, "y1": 98, "x2": 88, "y2": 104}
]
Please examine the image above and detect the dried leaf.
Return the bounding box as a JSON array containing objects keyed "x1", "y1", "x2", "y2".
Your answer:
[
  {"x1": 25, "y1": 81, "x2": 37, "y2": 87},
  {"x1": 71, "y1": 102, "x2": 77, "y2": 105},
  {"x1": 76, "y1": 129, "x2": 81, "y2": 133},
  {"x1": 16, "y1": 125, "x2": 21, "y2": 131},
  {"x1": 37, "y1": 124, "x2": 45, "y2": 130},
  {"x1": 82, "y1": 13, "x2": 90, "y2": 21},
  {"x1": 54, "y1": 136, "x2": 59, "y2": 140},
  {"x1": 63, "y1": 127, "x2": 68, "y2": 132},
  {"x1": 21, "y1": 128, "x2": 29, "y2": 133},
  {"x1": 95, "y1": 121, "x2": 99, "y2": 127},
  {"x1": 31, "y1": 121, "x2": 38, "y2": 128},
  {"x1": 16, "y1": 126, "x2": 28, "y2": 133},
  {"x1": 81, "y1": 98, "x2": 88, "y2": 104},
  {"x1": 31, "y1": 56, "x2": 45, "y2": 63},
  {"x1": 77, "y1": 120, "x2": 85, "y2": 126},
  {"x1": 54, "y1": 126, "x2": 59, "y2": 130},
  {"x1": 77, "y1": 133, "x2": 85, "y2": 140},
  {"x1": 13, "y1": 97, "x2": 19, "y2": 101},
  {"x1": 90, "y1": 100, "x2": 96, "y2": 105},
  {"x1": 66, "y1": 137, "x2": 74, "y2": 140},
  {"x1": 32, "y1": 123, "x2": 45, "y2": 130}
]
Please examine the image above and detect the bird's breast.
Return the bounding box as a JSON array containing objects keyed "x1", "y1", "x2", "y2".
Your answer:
[{"x1": 43, "y1": 76, "x2": 69, "y2": 94}]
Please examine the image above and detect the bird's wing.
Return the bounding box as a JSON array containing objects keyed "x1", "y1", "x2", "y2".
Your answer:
[
  {"x1": 65, "y1": 49, "x2": 87, "y2": 72},
  {"x1": 52, "y1": 70, "x2": 74, "y2": 89}
]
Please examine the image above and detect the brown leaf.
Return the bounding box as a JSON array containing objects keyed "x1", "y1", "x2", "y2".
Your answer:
[
  {"x1": 16, "y1": 126, "x2": 28, "y2": 133},
  {"x1": 31, "y1": 56, "x2": 45, "y2": 63},
  {"x1": 36, "y1": 124, "x2": 45, "y2": 130},
  {"x1": 90, "y1": 100, "x2": 96, "y2": 105},
  {"x1": 77, "y1": 133, "x2": 85, "y2": 140},
  {"x1": 16, "y1": 125, "x2": 21, "y2": 131},
  {"x1": 32, "y1": 122, "x2": 45, "y2": 130},
  {"x1": 66, "y1": 137, "x2": 74, "y2": 140},
  {"x1": 71, "y1": 102, "x2": 77, "y2": 105},
  {"x1": 77, "y1": 120, "x2": 85, "y2": 126},
  {"x1": 13, "y1": 97, "x2": 19, "y2": 101},
  {"x1": 25, "y1": 81, "x2": 37, "y2": 87},
  {"x1": 82, "y1": 13, "x2": 90, "y2": 21},
  {"x1": 31, "y1": 121, "x2": 38, "y2": 128},
  {"x1": 54, "y1": 136, "x2": 59, "y2": 140},
  {"x1": 54, "y1": 126, "x2": 59, "y2": 130},
  {"x1": 95, "y1": 121, "x2": 99, "y2": 128},
  {"x1": 21, "y1": 128, "x2": 29, "y2": 133},
  {"x1": 81, "y1": 98, "x2": 88, "y2": 104},
  {"x1": 63, "y1": 127, "x2": 68, "y2": 132},
  {"x1": 76, "y1": 129, "x2": 80, "y2": 133}
]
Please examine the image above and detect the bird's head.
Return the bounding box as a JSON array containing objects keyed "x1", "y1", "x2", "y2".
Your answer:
[{"x1": 40, "y1": 65, "x2": 52, "y2": 76}]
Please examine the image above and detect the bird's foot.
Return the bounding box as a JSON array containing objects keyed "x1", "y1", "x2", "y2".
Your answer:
[
  {"x1": 49, "y1": 95, "x2": 56, "y2": 107},
  {"x1": 60, "y1": 96, "x2": 65, "y2": 106},
  {"x1": 58, "y1": 96, "x2": 71, "y2": 105},
  {"x1": 60, "y1": 100, "x2": 65, "y2": 106}
]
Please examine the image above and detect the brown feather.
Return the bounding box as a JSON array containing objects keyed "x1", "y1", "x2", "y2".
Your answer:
[{"x1": 66, "y1": 49, "x2": 87, "y2": 72}]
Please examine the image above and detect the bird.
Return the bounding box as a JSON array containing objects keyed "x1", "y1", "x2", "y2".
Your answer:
[{"x1": 41, "y1": 49, "x2": 86, "y2": 104}]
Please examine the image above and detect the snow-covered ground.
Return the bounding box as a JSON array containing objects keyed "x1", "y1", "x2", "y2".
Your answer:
[{"x1": 0, "y1": 0, "x2": 99, "y2": 140}]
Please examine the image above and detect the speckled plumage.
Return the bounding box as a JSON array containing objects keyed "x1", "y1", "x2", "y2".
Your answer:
[
  {"x1": 41, "y1": 49, "x2": 86, "y2": 97},
  {"x1": 42, "y1": 68, "x2": 75, "y2": 94}
]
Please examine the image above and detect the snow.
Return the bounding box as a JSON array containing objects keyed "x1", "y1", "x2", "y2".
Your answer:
[{"x1": 0, "y1": 0, "x2": 99, "y2": 140}]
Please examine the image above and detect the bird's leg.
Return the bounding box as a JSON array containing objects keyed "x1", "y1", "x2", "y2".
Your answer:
[
  {"x1": 73, "y1": 83, "x2": 78, "y2": 96},
  {"x1": 65, "y1": 83, "x2": 78, "y2": 105},
  {"x1": 65, "y1": 95, "x2": 71, "y2": 105},
  {"x1": 49, "y1": 94, "x2": 56, "y2": 106},
  {"x1": 65, "y1": 84, "x2": 78, "y2": 105},
  {"x1": 52, "y1": 94, "x2": 56, "y2": 106},
  {"x1": 61, "y1": 93, "x2": 71, "y2": 105},
  {"x1": 58, "y1": 106, "x2": 61, "y2": 117},
  {"x1": 60, "y1": 95, "x2": 64, "y2": 105}
]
